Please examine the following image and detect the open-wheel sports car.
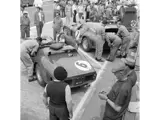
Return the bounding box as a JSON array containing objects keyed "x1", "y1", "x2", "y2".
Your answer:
[{"x1": 32, "y1": 44, "x2": 97, "y2": 88}]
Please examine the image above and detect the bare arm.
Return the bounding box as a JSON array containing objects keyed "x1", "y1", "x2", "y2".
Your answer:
[
  {"x1": 107, "y1": 98, "x2": 122, "y2": 112},
  {"x1": 31, "y1": 44, "x2": 39, "y2": 56},
  {"x1": 79, "y1": 25, "x2": 89, "y2": 36},
  {"x1": 99, "y1": 93, "x2": 121, "y2": 112},
  {"x1": 43, "y1": 85, "x2": 49, "y2": 108},
  {"x1": 34, "y1": 12, "x2": 37, "y2": 25},
  {"x1": 65, "y1": 85, "x2": 73, "y2": 118},
  {"x1": 117, "y1": 26, "x2": 121, "y2": 36}
]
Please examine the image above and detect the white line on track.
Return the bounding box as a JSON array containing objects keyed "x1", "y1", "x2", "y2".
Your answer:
[
  {"x1": 72, "y1": 61, "x2": 108, "y2": 120},
  {"x1": 30, "y1": 22, "x2": 108, "y2": 120}
]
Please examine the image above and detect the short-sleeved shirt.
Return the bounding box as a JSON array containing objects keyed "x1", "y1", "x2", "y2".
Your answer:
[
  {"x1": 104, "y1": 80, "x2": 133, "y2": 120},
  {"x1": 117, "y1": 25, "x2": 130, "y2": 38}
]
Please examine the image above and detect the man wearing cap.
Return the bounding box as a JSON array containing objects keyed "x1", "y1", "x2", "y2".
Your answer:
[
  {"x1": 43, "y1": 66, "x2": 73, "y2": 120},
  {"x1": 20, "y1": 11, "x2": 30, "y2": 39},
  {"x1": 79, "y1": 21, "x2": 106, "y2": 62},
  {"x1": 98, "y1": 57, "x2": 137, "y2": 120},
  {"x1": 21, "y1": 37, "x2": 43, "y2": 81},
  {"x1": 34, "y1": 6, "x2": 45, "y2": 37},
  {"x1": 117, "y1": 22, "x2": 131, "y2": 57},
  {"x1": 105, "y1": 33, "x2": 122, "y2": 62},
  {"x1": 53, "y1": 11, "x2": 63, "y2": 41}
]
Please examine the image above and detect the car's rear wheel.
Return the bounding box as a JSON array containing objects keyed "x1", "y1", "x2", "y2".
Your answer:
[
  {"x1": 81, "y1": 37, "x2": 91, "y2": 52},
  {"x1": 36, "y1": 65, "x2": 46, "y2": 87}
]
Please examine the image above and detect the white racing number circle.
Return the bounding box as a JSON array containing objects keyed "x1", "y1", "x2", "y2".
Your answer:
[
  {"x1": 75, "y1": 30, "x2": 80, "y2": 40},
  {"x1": 75, "y1": 60, "x2": 92, "y2": 71}
]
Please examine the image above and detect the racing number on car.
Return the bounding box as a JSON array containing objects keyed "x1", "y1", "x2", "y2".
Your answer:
[
  {"x1": 76, "y1": 62, "x2": 87, "y2": 68},
  {"x1": 75, "y1": 60, "x2": 92, "y2": 71}
]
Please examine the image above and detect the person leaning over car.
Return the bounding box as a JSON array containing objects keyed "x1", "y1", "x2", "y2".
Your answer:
[
  {"x1": 105, "y1": 33, "x2": 122, "y2": 62},
  {"x1": 21, "y1": 37, "x2": 43, "y2": 82},
  {"x1": 116, "y1": 22, "x2": 131, "y2": 57},
  {"x1": 43, "y1": 66, "x2": 73, "y2": 120},
  {"x1": 98, "y1": 55, "x2": 137, "y2": 120},
  {"x1": 79, "y1": 20, "x2": 106, "y2": 62}
]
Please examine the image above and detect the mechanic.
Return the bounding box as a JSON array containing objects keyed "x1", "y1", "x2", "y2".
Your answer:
[
  {"x1": 98, "y1": 56, "x2": 137, "y2": 120},
  {"x1": 20, "y1": 37, "x2": 42, "y2": 82},
  {"x1": 117, "y1": 22, "x2": 131, "y2": 57},
  {"x1": 43, "y1": 66, "x2": 73, "y2": 120},
  {"x1": 53, "y1": 11, "x2": 63, "y2": 41},
  {"x1": 34, "y1": 5, "x2": 45, "y2": 37},
  {"x1": 79, "y1": 21, "x2": 106, "y2": 62},
  {"x1": 20, "y1": 11, "x2": 30, "y2": 39},
  {"x1": 105, "y1": 33, "x2": 122, "y2": 62}
]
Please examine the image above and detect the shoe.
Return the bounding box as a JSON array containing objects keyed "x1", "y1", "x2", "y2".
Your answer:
[
  {"x1": 106, "y1": 57, "x2": 114, "y2": 62},
  {"x1": 95, "y1": 58, "x2": 105, "y2": 62},
  {"x1": 28, "y1": 76, "x2": 35, "y2": 82}
]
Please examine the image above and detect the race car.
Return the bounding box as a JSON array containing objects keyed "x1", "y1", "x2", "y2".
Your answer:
[
  {"x1": 60, "y1": 22, "x2": 118, "y2": 52},
  {"x1": 32, "y1": 44, "x2": 97, "y2": 88}
]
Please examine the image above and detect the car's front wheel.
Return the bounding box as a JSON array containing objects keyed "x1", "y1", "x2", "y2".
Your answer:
[
  {"x1": 81, "y1": 37, "x2": 91, "y2": 52},
  {"x1": 36, "y1": 65, "x2": 46, "y2": 87}
]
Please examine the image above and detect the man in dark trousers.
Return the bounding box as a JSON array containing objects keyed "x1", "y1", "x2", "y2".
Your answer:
[
  {"x1": 34, "y1": 5, "x2": 45, "y2": 37},
  {"x1": 98, "y1": 55, "x2": 137, "y2": 120},
  {"x1": 105, "y1": 33, "x2": 122, "y2": 62},
  {"x1": 21, "y1": 37, "x2": 42, "y2": 81},
  {"x1": 117, "y1": 22, "x2": 131, "y2": 57},
  {"x1": 20, "y1": 11, "x2": 30, "y2": 39},
  {"x1": 43, "y1": 66, "x2": 73, "y2": 120}
]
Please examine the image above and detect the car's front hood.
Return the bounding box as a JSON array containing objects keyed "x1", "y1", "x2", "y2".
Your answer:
[{"x1": 49, "y1": 52, "x2": 95, "y2": 78}]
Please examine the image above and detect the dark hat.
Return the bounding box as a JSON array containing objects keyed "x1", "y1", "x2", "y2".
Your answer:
[{"x1": 54, "y1": 66, "x2": 68, "y2": 80}]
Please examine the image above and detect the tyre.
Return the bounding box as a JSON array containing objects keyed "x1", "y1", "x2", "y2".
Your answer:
[
  {"x1": 81, "y1": 37, "x2": 91, "y2": 52},
  {"x1": 36, "y1": 65, "x2": 46, "y2": 87}
]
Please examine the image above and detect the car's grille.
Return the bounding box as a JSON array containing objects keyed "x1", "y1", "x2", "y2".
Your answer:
[{"x1": 64, "y1": 72, "x2": 97, "y2": 88}]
